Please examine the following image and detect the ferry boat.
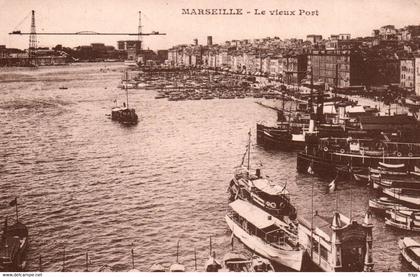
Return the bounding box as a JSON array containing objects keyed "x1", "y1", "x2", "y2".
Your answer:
[
  {"x1": 225, "y1": 199, "x2": 304, "y2": 271},
  {"x1": 398, "y1": 237, "x2": 420, "y2": 270},
  {"x1": 297, "y1": 211, "x2": 374, "y2": 272},
  {"x1": 111, "y1": 71, "x2": 139, "y2": 125},
  {"x1": 229, "y1": 131, "x2": 297, "y2": 220}
]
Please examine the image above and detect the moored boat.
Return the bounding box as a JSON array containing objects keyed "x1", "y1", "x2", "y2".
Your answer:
[
  {"x1": 385, "y1": 217, "x2": 420, "y2": 232},
  {"x1": 229, "y1": 131, "x2": 297, "y2": 220},
  {"x1": 398, "y1": 237, "x2": 420, "y2": 270},
  {"x1": 383, "y1": 188, "x2": 420, "y2": 206},
  {"x1": 225, "y1": 199, "x2": 304, "y2": 271},
  {"x1": 369, "y1": 197, "x2": 420, "y2": 212},
  {"x1": 219, "y1": 252, "x2": 251, "y2": 272}
]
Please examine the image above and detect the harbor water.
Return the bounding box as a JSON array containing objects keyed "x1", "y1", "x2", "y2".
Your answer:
[{"x1": 0, "y1": 63, "x2": 411, "y2": 271}]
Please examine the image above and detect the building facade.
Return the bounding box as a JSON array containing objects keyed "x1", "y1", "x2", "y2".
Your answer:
[{"x1": 400, "y1": 58, "x2": 415, "y2": 89}]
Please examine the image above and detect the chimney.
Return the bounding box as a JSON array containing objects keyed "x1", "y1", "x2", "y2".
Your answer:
[
  {"x1": 193, "y1": 39, "x2": 198, "y2": 46},
  {"x1": 207, "y1": 36, "x2": 213, "y2": 46}
]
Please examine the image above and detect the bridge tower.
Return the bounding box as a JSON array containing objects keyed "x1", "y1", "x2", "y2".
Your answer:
[{"x1": 28, "y1": 10, "x2": 37, "y2": 66}]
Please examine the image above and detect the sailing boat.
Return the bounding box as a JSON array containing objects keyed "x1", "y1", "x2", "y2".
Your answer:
[
  {"x1": 111, "y1": 71, "x2": 139, "y2": 125},
  {"x1": 169, "y1": 240, "x2": 185, "y2": 272},
  {"x1": 204, "y1": 236, "x2": 222, "y2": 272},
  {"x1": 228, "y1": 131, "x2": 297, "y2": 221}
]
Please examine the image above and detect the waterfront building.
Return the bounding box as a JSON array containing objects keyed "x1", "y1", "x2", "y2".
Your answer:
[
  {"x1": 282, "y1": 53, "x2": 308, "y2": 85},
  {"x1": 308, "y1": 50, "x2": 364, "y2": 88},
  {"x1": 400, "y1": 58, "x2": 415, "y2": 90},
  {"x1": 415, "y1": 56, "x2": 420, "y2": 96},
  {"x1": 307, "y1": 35, "x2": 323, "y2": 44}
]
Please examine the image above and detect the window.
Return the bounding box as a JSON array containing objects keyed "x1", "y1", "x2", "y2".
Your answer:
[
  {"x1": 311, "y1": 236, "x2": 319, "y2": 253},
  {"x1": 320, "y1": 245, "x2": 329, "y2": 260}
]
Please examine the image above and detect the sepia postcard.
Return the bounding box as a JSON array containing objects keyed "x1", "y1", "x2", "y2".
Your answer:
[{"x1": 0, "y1": 0, "x2": 420, "y2": 274}]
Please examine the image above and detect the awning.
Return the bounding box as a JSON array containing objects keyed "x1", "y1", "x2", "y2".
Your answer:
[{"x1": 229, "y1": 199, "x2": 287, "y2": 229}]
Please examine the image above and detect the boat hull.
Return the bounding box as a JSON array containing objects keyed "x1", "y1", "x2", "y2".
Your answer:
[
  {"x1": 398, "y1": 238, "x2": 420, "y2": 271},
  {"x1": 225, "y1": 215, "x2": 304, "y2": 271},
  {"x1": 385, "y1": 218, "x2": 420, "y2": 232}
]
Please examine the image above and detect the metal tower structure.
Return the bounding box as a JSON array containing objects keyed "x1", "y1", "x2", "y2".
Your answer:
[
  {"x1": 28, "y1": 10, "x2": 37, "y2": 66},
  {"x1": 136, "y1": 11, "x2": 142, "y2": 56}
]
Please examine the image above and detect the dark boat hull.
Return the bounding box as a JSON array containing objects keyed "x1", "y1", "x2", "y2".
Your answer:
[
  {"x1": 297, "y1": 151, "x2": 420, "y2": 179},
  {"x1": 256, "y1": 123, "x2": 301, "y2": 150}
]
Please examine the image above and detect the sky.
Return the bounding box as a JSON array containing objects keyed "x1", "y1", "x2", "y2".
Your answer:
[{"x1": 0, "y1": 0, "x2": 419, "y2": 50}]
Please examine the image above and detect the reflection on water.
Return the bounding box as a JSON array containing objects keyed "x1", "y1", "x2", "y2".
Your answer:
[{"x1": 0, "y1": 63, "x2": 408, "y2": 271}]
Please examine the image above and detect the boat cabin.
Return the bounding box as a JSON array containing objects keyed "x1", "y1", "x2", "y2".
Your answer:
[
  {"x1": 297, "y1": 211, "x2": 374, "y2": 272},
  {"x1": 111, "y1": 107, "x2": 138, "y2": 124},
  {"x1": 227, "y1": 200, "x2": 298, "y2": 249}
]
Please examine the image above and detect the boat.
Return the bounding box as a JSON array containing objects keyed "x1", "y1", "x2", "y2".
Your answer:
[
  {"x1": 249, "y1": 255, "x2": 275, "y2": 272},
  {"x1": 228, "y1": 131, "x2": 297, "y2": 220},
  {"x1": 225, "y1": 199, "x2": 304, "y2": 271},
  {"x1": 297, "y1": 211, "x2": 374, "y2": 272},
  {"x1": 385, "y1": 217, "x2": 420, "y2": 232},
  {"x1": 297, "y1": 136, "x2": 420, "y2": 179},
  {"x1": 111, "y1": 71, "x2": 139, "y2": 125},
  {"x1": 383, "y1": 188, "x2": 420, "y2": 206},
  {"x1": 398, "y1": 237, "x2": 420, "y2": 270},
  {"x1": 59, "y1": 86, "x2": 68, "y2": 90},
  {"x1": 386, "y1": 209, "x2": 420, "y2": 226},
  {"x1": 0, "y1": 198, "x2": 28, "y2": 271},
  {"x1": 169, "y1": 241, "x2": 185, "y2": 272},
  {"x1": 219, "y1": 252, "x2": 251, "y2": 272},
  {"x1": 203, "y1": 236, "x2": 222, "y2": 272},
  {"x1": 368, "y1": 197, "x2": 420, "y2": 212},
  {"x1": 150, "y1": 263, "x2": 165, "y2": 272}
]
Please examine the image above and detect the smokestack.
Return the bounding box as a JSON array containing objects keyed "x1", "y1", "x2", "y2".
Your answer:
[
  {"x1": 193, "y1": 39, "x2": 198, "y2": 46},
  {"x1": 207, "y1": 36, "x2": 213, "y2": 46}
]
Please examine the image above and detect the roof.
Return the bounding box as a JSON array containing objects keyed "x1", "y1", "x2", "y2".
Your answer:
[
  {"x1": 252, "y1": 179, "x2": 289, "y2": 195},
  {"x1": 346, "y1": 105, "x2": 366, "y2": 114},
  {"x1": 229, "y1": 199, "x2": 287, "y2": 229}
]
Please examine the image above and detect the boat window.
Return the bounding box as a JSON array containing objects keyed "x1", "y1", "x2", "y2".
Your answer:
[
  {"x1": 320, "y1": 244, "x2": 328, "y2": 261},
  {"x1": 310, "y1": 236, "x2": 319, "y2": 253}
]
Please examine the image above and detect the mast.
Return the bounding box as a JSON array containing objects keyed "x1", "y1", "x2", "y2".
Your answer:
[
  {"x1": 310, "y1": 180, "x2": 314, "y2": 259},
  {"x1": 247, "y1": 130, "x2": 251, "y2": 171},
  {"x1": 176, "y1": 240, "x2": 180, "y2": 263},
  {"x1": 125, "y1": 71, "x2": 129, "y2": 108},
  {"x1": 14, "y1": 197, "x2": 19, "y2": 222},
  {"x1": 350, "y1": 183, "x2": 353, "y2": 220},
  {"x1": 85, "y1": 251, "x2": 89, "y2": 272},
  {"x1": 131, "y1": 248, "x2": 135, "y2": 269}
]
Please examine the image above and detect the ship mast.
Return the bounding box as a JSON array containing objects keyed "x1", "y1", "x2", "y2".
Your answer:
[
  {"x1": 125, "y1": 71, "x2": 129, "y2": 108},
  {"x1": 247, "y1": 130, "x2": 251, "y2": 171}
]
